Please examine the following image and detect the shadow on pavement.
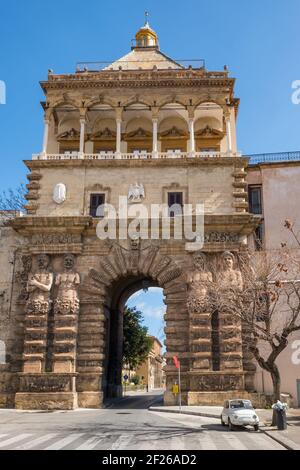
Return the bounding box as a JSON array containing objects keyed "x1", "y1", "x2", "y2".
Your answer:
[{"x1": 105, "y1": 392, "x2": 164, "y2": 410}]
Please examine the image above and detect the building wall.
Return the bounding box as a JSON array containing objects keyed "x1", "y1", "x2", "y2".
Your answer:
[
  {"x1": 247, "y1": 162, "x2": 300, "y2": 406},
  {"x1": 135, "y1": 337, "x2": 165, "y2": 390},
  {"x1": 0, "y1": 225, "x2": 24, "y2": 359},
  {"x1": 31, "y1": 163, "x2": 236, "y2": 217},
  {"x1": 254, "y1": 335, "x2": 300, "y2": 406},
  {"x1": 248, "y1": 163, "x2": 300, "y2": 249}
]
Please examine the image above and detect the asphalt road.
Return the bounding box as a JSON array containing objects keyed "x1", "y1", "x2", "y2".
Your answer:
[{"x1": 0, "y1": 392, "x2": 285, "y2": 450}]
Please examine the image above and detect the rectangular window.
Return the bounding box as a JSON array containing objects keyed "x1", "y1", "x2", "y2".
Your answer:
[
  {"x1": 90, "y1": 193, "x2": 105, "y2": 217},
  {"x1": 254, "y1": 222, "x2": 264, "y2": 251},
  {"x1": 248, "y1": 185, "x2": 263, "y2": 214},
  {"x1": 168, "y1": 192, "x2": 183, "y2": 217}
]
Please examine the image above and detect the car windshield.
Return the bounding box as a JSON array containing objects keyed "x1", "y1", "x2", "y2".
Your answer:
[{"x1": 230, "y1": 400, "x2": 253, "y2": 410}]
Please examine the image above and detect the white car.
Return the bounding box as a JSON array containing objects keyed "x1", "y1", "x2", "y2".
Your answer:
[{"x1": 221, "y1": 399, "x2": 260, "y2": 431}]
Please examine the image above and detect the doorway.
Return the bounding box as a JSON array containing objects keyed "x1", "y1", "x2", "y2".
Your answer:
[{"x1": 104, "y1": 275, "x2": 165, "y2": 400}]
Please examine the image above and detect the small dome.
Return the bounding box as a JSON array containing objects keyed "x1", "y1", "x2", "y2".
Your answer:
[{"x1": 135, "y1": 17, "x2": 158, "y2": 48}]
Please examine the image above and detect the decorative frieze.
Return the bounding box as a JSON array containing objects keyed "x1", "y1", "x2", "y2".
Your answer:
[
  {"x1": 190, "y1": 373, "x2": 244, "y2": 392},
  {"x1": 31, "y1": 233, "x2": 82, "y2": 245}
]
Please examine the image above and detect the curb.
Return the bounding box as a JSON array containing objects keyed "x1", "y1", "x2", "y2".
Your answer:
[
  {"x1": 150, "y1": 407, "x2": 300, "y2": 450},
  {"x1": 259, "y1": 427, "x2": 300, "y2": 451},
  {"x1": 149, "y1": 406, "x2": 220, "y2": 419}
]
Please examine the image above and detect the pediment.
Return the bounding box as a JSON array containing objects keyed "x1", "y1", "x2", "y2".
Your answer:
[
  {"x1": 57, "y1": 128, "x2": 80, "y2": 141},
  {"x1": 160, "y1": 126, "x2": 187, "y2": 138},
  {"x1": 91, "y1": 127, "x2": 116, "y2": 140},
  {"x1": 125, "y1": 127, "x2": 152, "y2": 139},
  {"x1": 195, "y1": 125, "x2": 223, "y2": 138}
]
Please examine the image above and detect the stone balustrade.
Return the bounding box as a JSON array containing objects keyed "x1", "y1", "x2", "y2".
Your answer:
[{"x1": 32, "y1": 151, "x2": 241, "y2": 161}]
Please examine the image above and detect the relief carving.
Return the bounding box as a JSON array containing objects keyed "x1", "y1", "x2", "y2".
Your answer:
[
  {"x1": 31, "y1": 233, "x2": 81, "y2": 245},
  {"x1": 25, "y1": 254, "x2": 53, "y2": 315},
  {"x1": 17, "y1": 255, "x2": 32, "y2": 302},
  {"x1": 128, "y1": 183, "x2": 145, "y2": 203},
  {"x1": 194, "y1": 374, "x2": 244, "y2": 392},
  {"x1": 150, "y1": 255, "x2": 171, "y2": 279},
  {"x1": 54, "y1": 254, "x2": 80, "y2": 315},
  {"x1": 187, "y1": 252, "x2": 212, "y2": 313},
  {"x1": 204, "y1": 232, "x2": 239, "y2": 243},
  {"x1": 218, "y1": 251, "x2": 243, "y2": 291},
  {"x1": 157, "y1": 265, "x2": 182, "y2": 286}
]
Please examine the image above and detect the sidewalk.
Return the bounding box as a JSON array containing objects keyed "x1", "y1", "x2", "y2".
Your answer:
[{"x1": 149, "y1": 405, "x2": 300, "y2": 450}]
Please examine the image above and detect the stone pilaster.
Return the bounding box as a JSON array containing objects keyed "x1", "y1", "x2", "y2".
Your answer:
[
  {"x1": 52, "y1": 308, "x2": 78, "y2": 374},
  {"x1": 218, "y1": 311, "x2": 243, "y2": 372},
  {"x1": 76, "y1": 303, "x2": 106, "y2": 408},
  {"x1": 23, "y1": 307, "x2": 49, "y2": 373},
  {"x1": 189, "y1": 311, "x2": 212, "y2": 371}
]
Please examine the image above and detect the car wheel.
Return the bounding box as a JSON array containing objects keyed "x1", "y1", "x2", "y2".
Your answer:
[
  {"x1": 221, "y1": 416, "x2": 226, "y2": 426},
  {"x1": 228, "y1": 418, "x2": 234, "y2": 431},
  {"x1": 254, "y1": 424, "x2": 259, "y2": 432}
]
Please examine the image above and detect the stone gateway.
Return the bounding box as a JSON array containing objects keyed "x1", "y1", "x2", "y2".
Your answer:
[{"x1": 0, "y1": 20, "x2": 264, "y2": 410}]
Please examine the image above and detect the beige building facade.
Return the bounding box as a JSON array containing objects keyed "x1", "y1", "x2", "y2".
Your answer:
[
  {"x1": 247, "y1": 154, "x2": 300, "y2": 407},
  {"x1": 135, "y1": 336, "x2": 165, "y2": 390},
  {"x1": 0, "y1": 21, "x2": 271, "y2": 410}
]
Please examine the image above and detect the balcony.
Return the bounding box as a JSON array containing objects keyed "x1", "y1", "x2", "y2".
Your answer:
[{"x1": 32, "y1": 151, "x2": 241, "y2": 161}]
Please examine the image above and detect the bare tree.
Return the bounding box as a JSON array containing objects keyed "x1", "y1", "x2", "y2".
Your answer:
[
  {"x1": 210, "y1": 247, "x2": 300, "y2": 401},
  {"x1": 0, "y1": 184, "x2": 26, "y2": 220}
]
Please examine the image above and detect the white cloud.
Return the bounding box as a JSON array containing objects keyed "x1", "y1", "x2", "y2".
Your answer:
[
  {"x1": 135, "y1": 302, "x2": 146, "y2": 311},
  {"x1": 126, "y1": 301, "x2": 165, "y2": 319},
  {"x1": 142, "y1": 305, "x2": 166, "y2": 319}
]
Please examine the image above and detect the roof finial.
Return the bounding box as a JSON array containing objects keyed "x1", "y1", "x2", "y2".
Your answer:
[{"x1": 135, "y1": 13, "x2": 158, "y2": 49}]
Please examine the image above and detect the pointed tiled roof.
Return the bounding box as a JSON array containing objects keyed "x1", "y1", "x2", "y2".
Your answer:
[{"x1": 104, "y1": 48, "x2": 183, "y2": 71}]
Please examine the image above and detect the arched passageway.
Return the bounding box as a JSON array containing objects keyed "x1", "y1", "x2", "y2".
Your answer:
[{"x1": 105, "y1": 276, "x2": 160, "y2": 398}]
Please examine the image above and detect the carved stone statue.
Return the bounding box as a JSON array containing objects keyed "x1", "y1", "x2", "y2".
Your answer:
[
  {"x1": 187, "y1": 252, "x2": 213, "y2": 313},
  {"x1": 128, "y1": 183, "x2": 145, "y2": 203},
  {"x1": 218, "y1": 251, "x2": 243, "y2": 291},
  {"x1": 54, "y1": 254, "x2": 80, "y2": 315},
  {"x1": 26, "y1": 254, "x2": 53, "y2": 315}
]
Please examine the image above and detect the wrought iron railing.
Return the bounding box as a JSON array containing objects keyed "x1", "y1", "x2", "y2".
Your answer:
[
  {"x1": 75, "y1": 59, "x2": 206, "y2": 72},
  {"x1": 247, "y1": 151, "x2": 300, "y2": 165}
]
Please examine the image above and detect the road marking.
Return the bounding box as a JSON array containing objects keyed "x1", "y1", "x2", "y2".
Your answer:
[
  {"x1": 0, "y1": 434, "x2": 33, "y2": 448},
  {"x1": 76, "y1": 435, "x2": 105, "y2": 450},
  {"x1": 222, "y1": 433, "x2": 248, "y2": 450},
  {"x1": 15, "y1": 434, "x2": 58, "y2": 450},
  {"x1": 246, "y1": 432, "x2": 284, "y2": 450},
  {"x1": 45, "y1": 433, "x2": 84, "y2": 450},
  {"x1": 109, "y1": 434, "x2": 132, "y2": 450},
  {"x1": 170, "y1": 436, "x2": 186, "y2": 450},
  {"x1": 198, "y1": 433, "x2": 217, "y2": 450}
]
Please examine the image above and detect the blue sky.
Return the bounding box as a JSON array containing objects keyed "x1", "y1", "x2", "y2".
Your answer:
[
  {"x1": 0, "y1": 0, "x2": 300, "y2": 191},
  {"x1": 1, "y1": 1, "x2": 299, "y2": 336},
  {"x1": 126, "y1": 288, "x2": 166, "y2": 347},
  {"x1": 127, "y1": 287, "x2": 167, "y2": 344}
]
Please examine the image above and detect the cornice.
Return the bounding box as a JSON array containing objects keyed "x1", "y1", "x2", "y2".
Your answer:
[
  {"x1": 41, "y1": 73, "x2": 235, "y2": 91},
  {"x1": 25, "y1": 156, "x2": 248, "y2": 170},
  {"x1": 11, "y1": 216, "x2": 91, "y2": 233},
  {"x1": 11, "y1": 213, "x2": 260, "y2": 236}
]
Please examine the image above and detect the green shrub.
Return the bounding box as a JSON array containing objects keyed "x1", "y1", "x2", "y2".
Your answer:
[{"x1": 131, "y1": 375, "x2": 140, "y2": 386}]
